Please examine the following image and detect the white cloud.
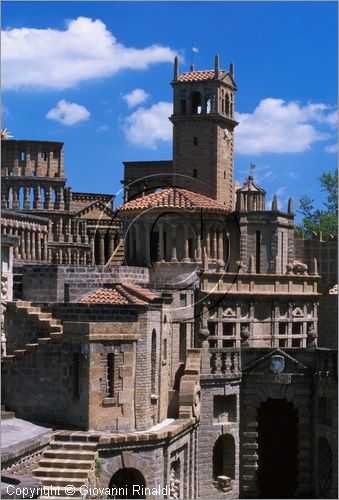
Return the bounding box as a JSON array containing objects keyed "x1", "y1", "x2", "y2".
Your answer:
[
  {"x1": 123, "y1": 88, "x2": 149, "y2": 107},
  {"x1": 2, "y1": 17, "x2": 177, "y2": 91},
  {"x1": 96, "y1": 125, "x2": 109, "y2": 132},
  {"x1": 325, "y1": 143, "x2": 338, "y2": 153},
  {"x1": 124, "y1": 101, "x2": 172, "y2": 148},
  {"x1": 235, "y1": 98, "x2": 336, "y2": 155},
  {"x1": 46, "y1": 100, "x2": 90, "y2": 125}
]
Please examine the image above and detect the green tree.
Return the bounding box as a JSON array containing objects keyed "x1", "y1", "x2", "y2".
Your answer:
[{"x1": 297, "y1": 169, "x2": 338, "y2": 240}]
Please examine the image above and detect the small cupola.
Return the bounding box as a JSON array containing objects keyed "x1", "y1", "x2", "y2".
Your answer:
[{"x1": 236, "y1": 175, "x2": 266, "y2": 211}]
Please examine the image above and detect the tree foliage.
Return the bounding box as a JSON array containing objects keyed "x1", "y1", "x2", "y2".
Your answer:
[{"x1": 297, "y1": 169, "x2": 338, "y2": 240}]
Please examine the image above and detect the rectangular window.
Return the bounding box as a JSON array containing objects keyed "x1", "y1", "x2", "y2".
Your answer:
[
  {"x1": 193, "y1": 168, "x2": 198, "y2": 178},
  {"x1": 20, "y1": 152, "x2": 26, "y2": 161},
  {"x1": 213, "y1": 395, "x2": 237, "y2": 423},
  {"x1": 222, "y1": 339, "x2": 234, "y2": 348},
  {"x1": 279, "y1": 339, "x2": 287, "y2": 348},
  {"x1": 208, "y1": 321, "x2": 217, "y2": 336},
  {"x1": 256, "y1": 230, "x2": 261, "y2": 273},
  {"x1": 291, "y1": 338, "x2": 301, "y2": 347},
  {"x1": 179, "y1": 293, "x2": 187, "y2": 307},
  {"x1": 279, "y1": 322, "x2": 288, "y2": 335},
  {"x1": 223, "y1": 323, "x2": 234, "y2": 336},
  {"x1": 292, "y1": 323, "x2": 302, "y2": 335},
  {"x1": 72, "y1": 353, "x2": 80, "y2": 400},
  {"x1": 193, "y1": 137, "x2": 198, "y2": 146},
  {"x1": 106, "y1": 353, "x2": 115, "y2": 398}
]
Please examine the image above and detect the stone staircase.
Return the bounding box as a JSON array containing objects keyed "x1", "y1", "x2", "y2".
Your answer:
[
  {"x1": 106, "y1": 239, "x2": 125, "y2": 267},
  {"x1": 33, "y1": 431, "x2": 100, "y2": 498},
  {"x1": 2, "y1": 301, "x2": 63, "y2": 364}
]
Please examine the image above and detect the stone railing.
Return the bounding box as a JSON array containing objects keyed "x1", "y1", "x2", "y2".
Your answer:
[
  {"x1": 201, "y1": 345, "x2": 241, "y2": 377},
  {"x1": 201, "y1": 271, "x2": 320, "y2": 296}
]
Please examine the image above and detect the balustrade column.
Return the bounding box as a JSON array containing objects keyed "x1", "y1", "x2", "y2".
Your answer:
[
  {"x1": 171, "y1": 224, "x2": 178, "y2": 262},
  {"x1": 30, "y1": 228, "x2": 36, "y2": 260},
  {"x1": 98, "y1": 231, "x2": 105, "y2": 265},
  {"x1": 59, "y1": 187, "x2": 65, "y2": 210},
  {"x1": 206, "y1": 227, "x2": 211, "y2": 260},
  {"x1": 1, "y1": 187, "x2": 8, "y2": 209},
  {"x1": 33, "y1": 185, "x2": 42, "y2": 209},
  {"x1": 158, "y1": 222, "x2": 164, "y2": 262},
  {"x1": 12, "y1": 187, "x2": 20, "y2": 209},
  {"x1": 24, "y1": 187, "x2": 31, "y2": 209},
  {"x1": 43, "y1": 232, "x2": 48, "y2": 261},
  {"x1": 44, "y1": 186, "x2": 53, "y2": 209},
  {"x1": 183, "y1": 224, "x2": 190, "y2": 262}
]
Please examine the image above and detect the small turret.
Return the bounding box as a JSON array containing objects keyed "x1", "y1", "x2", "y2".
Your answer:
[
  {"x1": 190, "y1": 63, "x2": 195, "y2": 72},
  {"x1": 230, "y1": 62, "x2": 234, "y2": 79},
  {"x1": 271, "y1": 194, "x2": 278, "y2": 211},
  {"x1": 288, "y1": 197, "x2": 294, "y2": 215},
  {"x1": 174, "y1": 56, "x2": 179, "y2": 81},
  {"x1": 214, "y1": 54, "x2": 220, "y2": 79}
]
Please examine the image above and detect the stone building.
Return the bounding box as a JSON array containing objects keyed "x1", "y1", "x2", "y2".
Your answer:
[{"x1": 1, "y1": 55, "x2": 337, "y2": 499}]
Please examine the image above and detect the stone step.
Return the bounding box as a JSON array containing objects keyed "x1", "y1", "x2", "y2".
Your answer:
[
  {"x1": 15, "y1": 300, "x2": 32, "y2": 307},
  {"x1": 2, "y1": 355, "x2": 15, "y2": 363},
  {"x1": 26, "y1": 343, "x2": 39, "y2": 351},
  {"x1": 34, "y1": 468, "x2": 89, "y2": 479},
  {"x1": 49, "y1": 325, "x2": 63, "y2": 333},
  {"x1": 37, "y1": 337, "x2": 51, "y2": 345},
  {"x1": 39, "y1": 458, "x2": 93, "y2": 469},
  {"x1": 14, "y1": 349, "x2": 26, "y2": 357},
  {"x1": 51, "y1": 441, "x2": 98, "y2": 451},
  {"x1": 38, "y1": 477, "x2": 85, "y2": 488},
  {"x1": 44, "y1": 450, "x2": 97, "y2": 461},
  {"x1": 54, "y1": 431, "x2": 101, "y2": 443},
  {"x1": 1, "y1": 410, "x2": 15, "y2": 419},
  {"x1": 49, "y1": 332, "x2": 63, "y2": 340}
]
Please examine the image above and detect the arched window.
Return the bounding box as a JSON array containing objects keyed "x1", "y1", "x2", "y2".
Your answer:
[{"x1": 213, "y1": 434, "x2": 235, "y2": 481}]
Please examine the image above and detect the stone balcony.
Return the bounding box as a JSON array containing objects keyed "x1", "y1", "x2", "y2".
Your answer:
[{"x1": 201, "y1": 271, "x2": 320, "y2": 296}]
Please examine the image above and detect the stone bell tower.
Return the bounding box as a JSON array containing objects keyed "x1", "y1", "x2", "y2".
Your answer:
[{"x1": 170, "y1": 54, "x2": 238, "y2": 210}]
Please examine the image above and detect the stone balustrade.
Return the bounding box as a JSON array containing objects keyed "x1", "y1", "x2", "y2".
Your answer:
[
  {"x1": 201, "y1": 345, "x2": 241, "y2": 377},
  {"x1": 201, "y1": 271, "x2": 320, "y2": 296}
]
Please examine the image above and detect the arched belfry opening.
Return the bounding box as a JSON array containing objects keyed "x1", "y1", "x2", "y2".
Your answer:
[
  {"x1": 257, "y1": 399, "x2": 298, "y2": 499},
  {"x1": 109, "y1": 468, "x2": 146, "y2": 499},
  {"x1": 192, "y1": 91, "x2": 202, "y2": 114}
]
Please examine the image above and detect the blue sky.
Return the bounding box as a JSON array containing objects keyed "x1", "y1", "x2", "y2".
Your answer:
[{"x1": 2, "y1": 1, "x2": 338, "y2": 218}]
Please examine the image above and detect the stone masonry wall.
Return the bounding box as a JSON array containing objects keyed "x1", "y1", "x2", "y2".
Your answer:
[{"x1": 22, "y1": 265, "x2": 149, "y2": 302}]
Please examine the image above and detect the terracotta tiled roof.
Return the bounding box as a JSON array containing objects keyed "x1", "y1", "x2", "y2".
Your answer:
[
  {"x1": 177, "y1": 70, "x2": 227, "y2": 82},
  {"x1": 79, "y1": 284, "x2": 161, "y2": 305},
  {"x1": 118, "y1": 188, "x2": 229, "y2": 213}
]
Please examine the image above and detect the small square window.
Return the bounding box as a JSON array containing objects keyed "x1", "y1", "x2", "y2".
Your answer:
[
  {"x1": 193, "y1": 169, "x2": 197, "y2": 178},
  {"x1": 193, "y1": 137, "x2": 198, "y2": 146},
  {"x1": 291, "y1": 338, "x2": 301, "y2": 347},
  {"x1": 179, "y1": 293, "x2": 187, "y2": 307},
  {"x1": 292, "y1": 323, "x2": 302, "y2": 335},
  {"x1": 279, "y1": 323, "x2": 288, "y2": 335},
  {"x1": 223, "y1": 323, "x2": 234, "y2": 336}
]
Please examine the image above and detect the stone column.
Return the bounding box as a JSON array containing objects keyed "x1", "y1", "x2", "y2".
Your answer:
[
  {"x1": 12, "y1": 187, "x2": 20, "y2": 209},
  {"x1": 13, "y1": 226, "x2": 19, "y2": 259},
  {"x1": 36, "y1": 230, "x2": 42, "y2": 261},
  {"x1": 33, "y1": 185, "x2": 42, "y2": 209},
  {"x1": 1, "y1": 187, "x2": 8, "y2": 209},
  {"x1": 108, "y1": 230, "x2": 114, "y2": 259},
  {"x1": 195, "y1": 226, "x2": 202, "y2": 263},
  {"x1": 25, "y1": 228, "x2": 31, "y2": 260},
  {"x1": 171, "y1": 224, "x2": 178, "y2": 262},
  {"x1": 43, "y1": 232, "x2": 48, "y2": 261},
  {"x1": 54, "y1": 187, "x2": 61, "y2": 210},
  {"x1": 20, "y1": 228, "x2": 26, "y2": 260},
  {"x1": 31, "y1": 228, "x2": 36, "y2": 260},
  {"x1": 59, "y1": 187, "x2": 65, "y2": 210},
  {"x1": 99, "y1": 230, "x2": 105, "y2": 264},
  {"x1": 135, "y1": 224, "x2": 141, "y2": 262},
  {"x1": 144, "y1": 223, "x2": 150, "y2": 264},
  {"x1": 24, "y1": 187, "x2": 31, "y2": 209},
  {"x1": 183, "y1": 224, "x2": 190, "y2": 262},
  {"x1": 217, "y1": 229, "x2": 225, "y2": 266},
  {"x1": 89, "y1": 230, "x2": 95, "y2": 264},
  {"x1": 212, "y1": 227, "x2": 217, "y2": 261},
  {"x1": 158, "y1": 222, "x2": 164, "y2": 262}
]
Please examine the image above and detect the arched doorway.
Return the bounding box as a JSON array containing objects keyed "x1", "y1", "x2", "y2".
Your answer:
[
  {"x1": 109, "y1": 468, "x2": 146, "y2": 499},
  {"x1": 257, "y1": 399, "x2": 298, "y2": 498},
  {"x1": 318, "y1": 437, "x2": 332, "y2": 498}
]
